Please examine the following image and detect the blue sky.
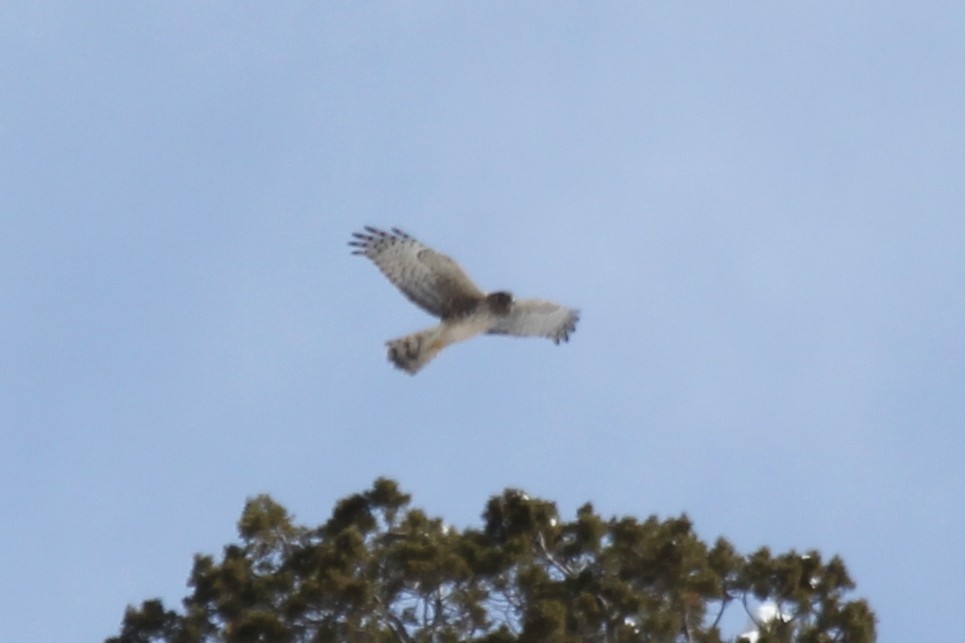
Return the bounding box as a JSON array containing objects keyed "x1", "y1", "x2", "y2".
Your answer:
[{"x1": 2, "y1": 3, "x2": 963, "y2": 641}]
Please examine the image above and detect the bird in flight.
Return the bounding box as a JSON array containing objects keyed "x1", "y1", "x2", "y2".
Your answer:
[{"x1": 350, "y1": 226, "x2": 579, "y2": 374}]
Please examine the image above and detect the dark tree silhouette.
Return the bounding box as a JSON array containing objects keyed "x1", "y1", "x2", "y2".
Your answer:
[{"x1": 108, "y1": 479, "x2": 875, "y2": 642}]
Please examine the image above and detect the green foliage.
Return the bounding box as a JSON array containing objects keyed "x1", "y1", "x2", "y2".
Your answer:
[{"x1": 107, "y1": 479, "x2": 875, "y2": 642}]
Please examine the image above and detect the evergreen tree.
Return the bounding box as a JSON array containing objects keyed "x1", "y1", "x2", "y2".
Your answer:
[{"x1": 108, "y1": 479, "x2": 875, "y2": 643}]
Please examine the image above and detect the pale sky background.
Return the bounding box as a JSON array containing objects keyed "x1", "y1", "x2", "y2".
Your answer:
[{"x1": 2, "y1": 3, "x2": 963, "y2": 642}]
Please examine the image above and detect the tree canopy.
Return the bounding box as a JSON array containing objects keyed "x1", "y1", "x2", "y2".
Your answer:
[{"x1": 108, "y1": 479, "x2": 875, "y2": 642}]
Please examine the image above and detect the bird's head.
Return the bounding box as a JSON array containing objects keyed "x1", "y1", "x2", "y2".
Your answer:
[{"x1": 486, "y1": 291, "x2": 514, "y2": 315}]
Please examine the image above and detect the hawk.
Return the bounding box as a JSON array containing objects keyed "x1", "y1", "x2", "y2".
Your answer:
[{"x1": 350, "y1": 226, "x2": 579, "y2": 374}]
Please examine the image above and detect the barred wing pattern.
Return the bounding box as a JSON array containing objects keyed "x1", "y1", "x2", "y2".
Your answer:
[
  {"x1": 487, "y1": 299, "x2": 579, "y2": 344},
  {"x1": 349, "y1": 227, "x2": 484, "y2": 318}
]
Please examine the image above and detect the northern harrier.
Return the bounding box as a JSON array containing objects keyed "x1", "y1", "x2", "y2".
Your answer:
[{"x1": 350, "y1": 227, "x2": 579, "y2": 374}]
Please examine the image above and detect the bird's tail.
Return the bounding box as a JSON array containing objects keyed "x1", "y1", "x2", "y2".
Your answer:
[{"x1": 386, "y1": 326, "x2": 448, "y2": 375}]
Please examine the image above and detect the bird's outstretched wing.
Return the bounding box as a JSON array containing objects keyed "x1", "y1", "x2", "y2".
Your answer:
[
  {"x1": 349, "y1": 227, "x2": 485, "y2": 318},
  {"x1": 487, "y1": 299, "x2": 580, "y2": 344}
]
